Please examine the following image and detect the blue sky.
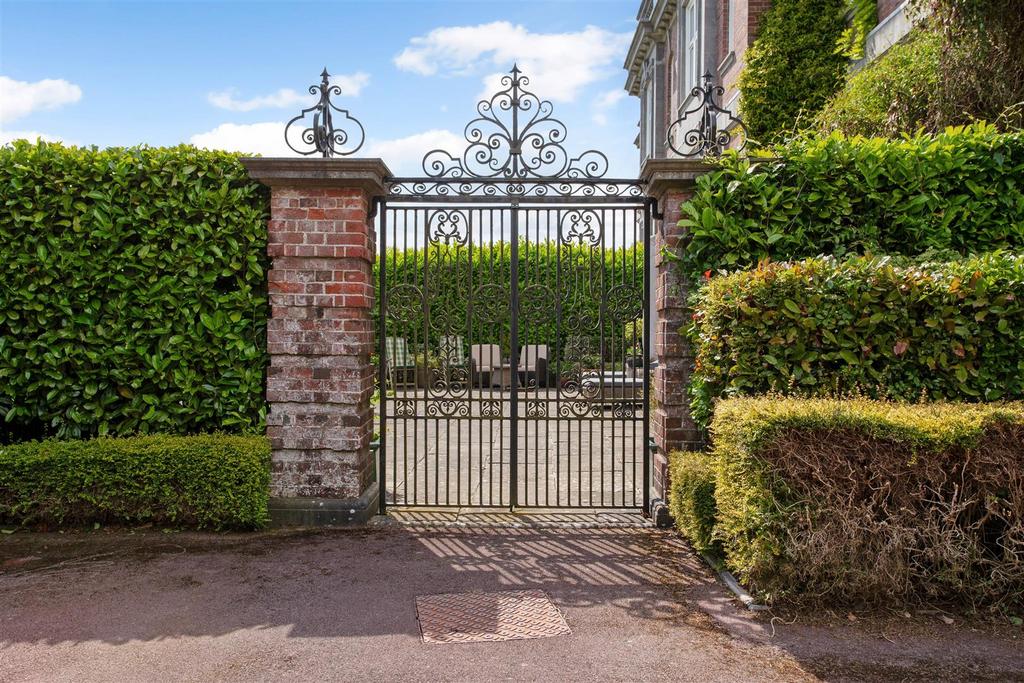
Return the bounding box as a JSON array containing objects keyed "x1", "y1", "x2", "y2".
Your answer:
[{"x1": 1, "y1": 0, "x2": 642, "y2": 175}]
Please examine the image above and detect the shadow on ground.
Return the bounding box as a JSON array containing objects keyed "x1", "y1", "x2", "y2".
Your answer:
[{"x1": 1, "y1": 523, "x2": 1022, "y2": 682}]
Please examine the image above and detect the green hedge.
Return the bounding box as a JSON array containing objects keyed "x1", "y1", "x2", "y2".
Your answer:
[
  {"x1": 710, "y1": 398, "x2": 1024, "y2": 606},
  {"x1": 738, "y1": 0, "x2": 848, "y2": 143},
  {"x1": 378, "y1": 242, "x2": 644, "y2": 365},
  {"x1": 816, "y1": 27, "x2": 941, "y2": 137},
  {"x1": 668, "y1": 450, "x2": 718, "y2": 554},
  {"x1": 677, "y1": 125, "x2": 1024, "y2": 289},
  {"x1": 690, "y1": 253, "x2": 1024, "y2": 428},
  {"x1": 0, "y1": 434, "x2": 270, "y2": 529},
  {"x1": 0, "y1": 141, "x2": 270, "y2": 441}
]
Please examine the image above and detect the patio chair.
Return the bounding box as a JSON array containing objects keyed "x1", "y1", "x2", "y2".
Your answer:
[
  {"x1": 518, "y1": 344, "x2": 551, "y2": 388},
  {"x1": 470, "y1": 344, "x2": 502, "y2": 388},
  {"x1": 438, "y1": 335, "x2": 466, "y2": 368},
  {"x1": 384, "y1": 336, "x2": 416, "y2": 389}
]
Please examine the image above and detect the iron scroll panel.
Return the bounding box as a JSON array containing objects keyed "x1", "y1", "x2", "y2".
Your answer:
[
  {"x1": 378, "y1": 200, "x2": 651, "y2": 510},
  {"x1": 376, "y1": 66, "x2": 651, "y2": 511}
]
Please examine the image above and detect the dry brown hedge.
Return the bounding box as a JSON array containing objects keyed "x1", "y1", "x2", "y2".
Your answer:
[{"x1": 709, "y1": 398, "x2": 1024, "y2": 608}]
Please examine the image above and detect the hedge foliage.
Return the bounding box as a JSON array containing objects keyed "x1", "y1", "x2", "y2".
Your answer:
[
  {"x1": 690, "y1": 253, "x2": 1024, "y2": 427},
  {"x1": 738, "y1": 0, "x2": 848, "y2": 143},
  {"x1": 678, "y1": 125, "x2": 1024, "y2": 288},
  {"x1": 668, "y1": 450, "x2": 718, "y2": 554},
  {"x1": 0, "y1": 434, "x2": 270, "y2": 529},
  {"x1": 816, "y1": 27, "x2": 941, "y2": 137},
  {"x1": 708, "y1": 398, "x2": 1024, "y2": 607},
  {"x1": 0, "y1": 141, "x2": 270, "y2": 442},
  {"x1": 378, "y1": 242, "x2": 644, "y2": 363}
]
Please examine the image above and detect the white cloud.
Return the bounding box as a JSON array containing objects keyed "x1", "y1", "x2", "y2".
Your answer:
[
  {"x1": 207, "y1": 73, "x2": 370, "y2": 111},
  {"x1": 0, "y1": 76, "x2": 82, "y2": 123},
  {"x1": 394, "y1": 22, "x2": 631, "y2": 103},
  {"x1": 592, "y1": 88, "x2": 626, "y2": 126},
  {"x1": 187, "y1": 123, "x2": 462, "y2": 171},
  {"x1": 0, "y1": 129, "x2": 73, "y2": 145},
  {"x1": 189, "y1": 121, "x2": 295, "y2": 156},
  {"x1": 366, "y1": 129, "x2": 463, "y2": 175}
]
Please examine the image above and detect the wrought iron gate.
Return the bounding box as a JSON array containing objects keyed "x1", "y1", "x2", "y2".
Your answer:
[{"x1": 378, "y1": 67, "x2": 650, "y2": 511}]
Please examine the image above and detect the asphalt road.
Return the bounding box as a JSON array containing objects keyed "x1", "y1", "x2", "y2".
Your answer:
[{"x1": 1, "y1": 524, "x2": 1021, "y2": 682}]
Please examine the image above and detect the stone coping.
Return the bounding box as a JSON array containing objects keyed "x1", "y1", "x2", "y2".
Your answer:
[
  {"x1": 241, "y1": 157, "x2": 392, "y2": 196},
  {"x1": 640, "y1": 157, "x2": 714, "y2": 198}
]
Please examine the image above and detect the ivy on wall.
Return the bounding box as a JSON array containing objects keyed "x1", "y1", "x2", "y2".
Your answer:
[{"x1": 739, "y1": 0, "x2": 849, "y2": 143}]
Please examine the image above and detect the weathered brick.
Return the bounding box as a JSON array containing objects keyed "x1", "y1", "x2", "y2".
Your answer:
[{"x1": 260, "y1": 179, "x2": 378, "y2": 503}]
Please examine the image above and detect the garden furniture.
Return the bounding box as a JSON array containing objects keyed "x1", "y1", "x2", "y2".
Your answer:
[
  {"x1": 470, "y1": 344, "x2": 502, "y2": 388},
  {"x1": 385, "y1": 337, "x2": 417, "y2": 389}
]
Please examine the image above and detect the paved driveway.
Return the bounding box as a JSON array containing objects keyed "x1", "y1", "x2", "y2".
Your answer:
[{"x1": 1, "y1": 523, "x2": 1021, "y2": 682}]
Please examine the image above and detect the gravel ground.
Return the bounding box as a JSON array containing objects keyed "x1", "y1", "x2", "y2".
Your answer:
[{"x1": 1, "y1": 524, "x2": 1021, "y2": 683}]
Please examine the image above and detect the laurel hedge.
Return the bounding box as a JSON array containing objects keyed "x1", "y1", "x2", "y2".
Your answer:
[
  {"x1": 698, "y1": 398, "x2": 1024, "y2": 607},
  {"x1": 0, "y1": 433, "x2": 270, "y2": 529},
  {"x1": 678, "y1": 125, "x2": 1024, "y2": 290},
  {"x1": 689, "y1": 253, "x2": 1024, "y2": 428},
  {"x1": 378, "y1": 242, "x2": 645, "y2": 364},
  {"x1": 0, "y1": 141, "x2": 270, "y2": 442}
]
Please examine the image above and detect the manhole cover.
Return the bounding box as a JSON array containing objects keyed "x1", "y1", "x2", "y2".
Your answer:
[{"x1": 415, "y1": 589, "x2": 571, "y2": 644}]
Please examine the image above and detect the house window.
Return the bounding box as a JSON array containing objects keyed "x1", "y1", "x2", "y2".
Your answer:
[
  {"x1": 683, "y1": 0, "x2": 699, "y2": 97},
  {"x1": 727, "y1": 0, "x2": 734, "y2": 50}
]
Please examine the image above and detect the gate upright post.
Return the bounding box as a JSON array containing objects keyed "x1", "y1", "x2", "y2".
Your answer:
[
  {"x1": 242, "y1": 157, "x2": 390, "y2": 526},
  {"x1": 641, "y1": 158, "x2": 712, "y2": 520}
]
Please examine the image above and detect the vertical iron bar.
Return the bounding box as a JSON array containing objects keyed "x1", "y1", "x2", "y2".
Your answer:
[
  {"x1": 643, "y1": 200, "x2": 652, "y2": 514},
  {"x1": 509, "y1": 203, "x2": 520, "y2": 510},
  {"x1": 377, "y1": 198, "x2": 387, "y2": 515}
]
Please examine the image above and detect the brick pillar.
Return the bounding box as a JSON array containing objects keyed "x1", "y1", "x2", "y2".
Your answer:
[
  {"x1": 242, "y1": 158, "x2": 390, "y2": 526},
  {"x1": 641, "y1": 158, "x2": 712, "y2": 510}
]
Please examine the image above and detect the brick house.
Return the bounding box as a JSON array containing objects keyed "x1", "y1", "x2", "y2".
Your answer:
[{"x1": 624, "y1": 0, "x2": 919, "y2": 163}]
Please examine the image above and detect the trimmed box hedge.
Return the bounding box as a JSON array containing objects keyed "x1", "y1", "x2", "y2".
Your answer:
[
  {"x1": 0, "y1": 141, "x2": 270, "y2": 442},
  {"x1": 668, "y1": 450, "x2": 718, "y2": 554},
  {"x1": 677, "y1": 125, "x2": 1024, "y2": 289},
  {"x1": 0, "y1": 434, "x2": 270, "y2": 529},
  {"x1": 708, "y1": 398, "x2": 1024, "y2": 607},
  {"x1": 690, "y1": 253, "x2": 1024, "y2": 428}
]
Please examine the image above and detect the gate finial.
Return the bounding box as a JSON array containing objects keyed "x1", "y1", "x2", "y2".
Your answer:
[
  {"x1": 284, "y1": 68, "x2": 366, "y2": 157},
  {"x1": 666, "y1": 72, "x2": 747, "y2": 158}
]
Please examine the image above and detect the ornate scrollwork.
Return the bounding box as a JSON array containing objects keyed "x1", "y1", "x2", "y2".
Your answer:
[
  {"x1": 427, "y1": 209, "x2": 469, "y2": 246},
  {"x1": 605, "y1": 283, "x2": 643, "y2": 322},
  {"x1": 525, "y1": 400, "x2": 547, "y2": 418},
  {"x1": 418, "y1": 65, "x2": 610, "y2": 181},
  {"x1": 480, "y1": 399, "x2": 503, "y2": 418},
  {"x1": 518, "y1": 283, "x2": 555, "y2": 317},
  {"x1": 386, "y1": 178, "x2": 645, "y2": 199},
  {"x1": 472, "y1": 283, "x2": 510, "y2": 322},
  {"x1": 385, "y1": 283, "x2": 424, "y2": 319},
  {"x1": 612, "y1": 402, "x2": 638, "y2": 419},
  {"x1": 559, "y1": 209, "x2": 602, "y2": 246},
  {"x1": 428, "y1": 367, "x2": 469, "y2": 398},
  {"x1": 558, "y1": 400, "x2": 600, "y2": 418},
  {"x1": 394, "y1": 399, "x2": 416, "y2": 417},
  {"x1": 425, "y1": 399, "x2": 471, "y2": 418},
  {"x1": 284, "y1": 68, "x2": 366, "y2": 157},
  {"x1": 667, "y1": 72, "x2": 747, "y2": 158}
]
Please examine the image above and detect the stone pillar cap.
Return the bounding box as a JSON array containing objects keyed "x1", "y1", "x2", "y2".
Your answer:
[
  {"x1": 241, "y1": 157, "x2": 392, "y2": 197},
  {"x1": 640, "y1": 157, "x2": 713, "y2": 199}
]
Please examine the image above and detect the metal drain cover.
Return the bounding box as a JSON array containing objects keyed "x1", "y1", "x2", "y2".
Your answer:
[{"x1": 415, "y1": 589, "x2": 571, "y2": 644}]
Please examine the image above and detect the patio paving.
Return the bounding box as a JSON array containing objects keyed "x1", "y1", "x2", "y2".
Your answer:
[{"x1": 381, "y1": 388, "x2": 644, "y2": 508}]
